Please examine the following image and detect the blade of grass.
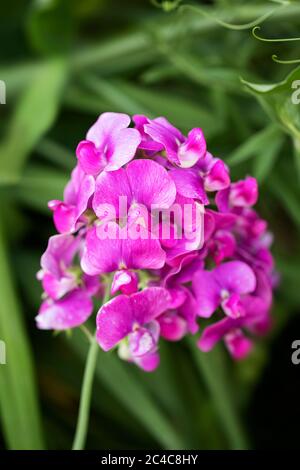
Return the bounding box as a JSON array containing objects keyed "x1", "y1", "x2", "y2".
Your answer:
[
  {"x1": 0, "y1": 217, "x2": 44, "y2": 449},
  {"x1": 227, "y1": 124, "x2": 279, "y2": 165},
  {"x1": 36, "y1": 138, "x2": 74, "y2": 171},
  {"x1": 188, "y1": 340, "x2": 249, "y2": 450},
  {"x1": 0, "y1": 58, "x2": 67, "y2": 185},
  {"x1": 269, "y1": 173, "x2": 300, "y2": 230},
  {"x1": 253, "y1": 133, "x2": 284, "y2": 182},
  {"x1": 17, "y1": 165, "x2": 68, "y2": 214}
]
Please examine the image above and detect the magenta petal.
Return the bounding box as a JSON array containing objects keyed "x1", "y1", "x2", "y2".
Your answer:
[
  {"x1": 96, "y1": 287, "x2": 170, "y2": 350},
  {"x1": 76, "y1": 140, "x2": 104, "y2": 175},
  {"x1": 49, "y1": 165, "x2": 95, "y2": 233},
  {"x1": 40, "y1": 234, "x2": 79, "y2": 277},
  {"x1": 193, "y1": 270, "x2": 220, "y2": 318},
  {"x1": 178, "y1": 128, "x2": 206, "y2": 168},
  {"x1": 159, "y1": 312, "x2": 187, "y2": 341},
  {"x1": 79, "y1": 113, "x2": 140, "y2": 174},
  {"x1": 170, "y1": 168, "x2": 209, "y2": 204},
  {"x1": 230, "y1": 176, "x2": 258, "y2": 207},
  {"x1": 87, "y1": 112, "x2": 131, "y2": 144},
  {"x1": 93, "y1": 168, "x2": 131, "y2": 219},
  {"x1": 214, "y1": 261, "x2": 256, "y2": 295},
  {"x1": 225, "y1": 329, "x2": 253, "y2": 360},
  {"x1": 127, "y1": 159, "x2": 176, "y2": 209},
  {"x1": 36, "y1": 289, "x2": 93, "y2": 330},
  {"x1": 81, "y1": 225, "x2": 122, "y2": 274},
  {"x1": 135, "y1": 352, "x2": 160, "y2": 372},
  {"x1": 144, "y1": 119, "x2": 183, "y2": 166},
  {"x1": 133, "y1": 114, "x2": 164, "y2": 152},
  {"x1": 96, "y1": 295, "x2": 133, "y2": 351},
  {"x1": 81, "y1": 224, "x2": 166, "y2": 274},
  {"x1": 111, "y1": 270, "x2": 139, "y2": 295},
  {"x1": 198, "y1": 317, "x2": 236, "y2": 352},
  {"x1": 129, "y1": 287, "x2": 171, "y2": 325},
  {"x1": 215, "y1": 187, "x2": 230, "y2": 212},
  {"x1": 42, "y1": 272, "x2": 76, "y2": 300},
  {"x1": 105, "y1": 127, "x2": 141, "y2": 171},
  {"x1": 205, "y1": 159, "x2": 230, "y2": 191},
  {"x1": 49, "y1": 201, "x2": 77, "y2": 234}
]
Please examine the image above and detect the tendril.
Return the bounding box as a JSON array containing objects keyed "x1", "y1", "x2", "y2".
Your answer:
[
  {"x1": 252, "y1": 26, "x2": 300, "y2": 42},
  {"x1": 272, "y1": 54, "x2": 300, "y2": 64},
  {"x1": 178, "y1": 4, "x2": 282, "y2": 31}
]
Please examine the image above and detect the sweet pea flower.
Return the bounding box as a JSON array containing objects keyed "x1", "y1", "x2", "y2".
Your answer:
[
  {"x1": 216, "y1": 176, "x2": 258, "y2": 212},
  {"x1": 193, "y1": 261, "x2": 256, "y2": 319},
  {"x1": 138, "y1": 115, "x2": 206, "y2": 168},
  {"x1": 170, "y1": 152, "x2": 230, "y2": 204},
  {"x1": 36, "y1": 233, "x2": 100, "y2": 331},
  {"x1": 37, "y1": 233, "x2": 81, "y2": 300},
  {"x1": 76, "y1": 112, "x2": 141, "y2": 175},
  {"x1": 198, "y1": 269, "x2": 272, "y2": 359},
  {"x1": 158, "y1": 287, "x2": 198, "y2": 340},
  {"x1": 37, "y1": 112, "x2": 277, "y2": 371},
  {"x1": 48, "y1": 164, "x2": 95, "y2": 234},
  {"x1": 96, "y1": 287, "x2": 171, "y2": 371},
  {"x1": 36, "y1": 288, "x2": 93, "y2": 330}
]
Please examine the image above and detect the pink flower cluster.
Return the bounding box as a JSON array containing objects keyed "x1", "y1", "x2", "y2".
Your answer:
[{"x1": 36, "y1": 112, "x2": 276, "y2": 371}]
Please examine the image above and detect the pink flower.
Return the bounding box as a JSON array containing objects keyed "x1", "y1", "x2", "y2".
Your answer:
[
  {"x1": 96, "y1": 287, "x2": 171, "y2": 371},
  {"x1": 36, "y1": 289, "x2": 93, "y2": 330},
  {"x1": 48, "y1": 164, "x2": 95, "y2": 234},
  {"x1": 76, "y1": 112, "x2": 141, "y2": 175},
  {"x1": 193, "y1": 261, "x2": 256, "y2": 319},
  {"x1": 198, "y1": 269, "x2": 272, "y2": 359},
  {"x1": 137, "y1": 115, "x2": 206, "y2": 168},
  {"x1": 37, "y1": 112, "x2": 276, "y2": 369},
  {"x1": 216, "y1": 176, "x2": 258, "y2": 212},
  {"x1": 170, "y1": 153, "x2": 230, "y2": 204},
  {"x1": 37, "y1": 233, "x2": 81, "y2": 300}
]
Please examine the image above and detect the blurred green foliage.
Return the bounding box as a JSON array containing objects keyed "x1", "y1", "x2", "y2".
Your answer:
[{"x1": 0, "y1": 0, "x2": 300, "y2": 450}]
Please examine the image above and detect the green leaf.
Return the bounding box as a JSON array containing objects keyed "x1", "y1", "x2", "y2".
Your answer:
[
  {"x1": 253, "y1": 132, "x2": 284, "y2": 182},
  {"x1": 227, "y1": 124, "x2": 279, "y2": 165},
  {"x1": 0, "y1": 218, "x2": 45, "y2": 449},
  {"x1": 242, "y1": 67, "x2": 300, "y2": 177},
  {"x1": 0, "y1": 59, "x2": 67, "y2": 185},
  {"x1": 242, "y1": 67, "x2": 300, "y2": 137}
]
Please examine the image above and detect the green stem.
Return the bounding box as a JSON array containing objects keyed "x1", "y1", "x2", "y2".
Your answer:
[
  {"x1": 72, "y1": 275, "x2": 112, "y2": 450},
  {"x1": 72, "y1": 337, "x2": 99, "y2": 450}
]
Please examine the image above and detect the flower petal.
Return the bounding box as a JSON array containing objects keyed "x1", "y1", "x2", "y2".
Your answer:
[
  {"x1": 214, "y1": 261, "x2": 256, "y2": 295},
  {"x1": 193, "y1": 270, "x2": 221, "y2": 318},
  {"x1": 170, "y1": 168, "x2": 208, "y2": 204},
  {"x1": 127, "y1": 159, "x2": 176, "y2": 209},
  {"x1": 36, "y1": 289, "x2": 93, "y2": 330}
]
